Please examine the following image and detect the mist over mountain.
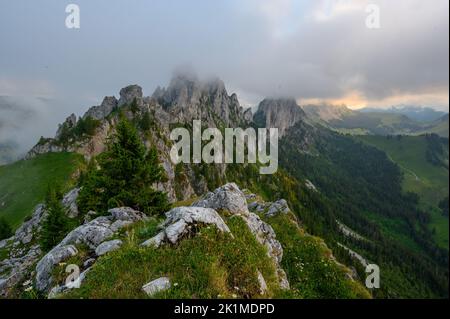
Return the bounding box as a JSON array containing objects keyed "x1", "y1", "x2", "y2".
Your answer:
[{"x1": 0, "y1": 96, "x2": 82, "y2": 159}]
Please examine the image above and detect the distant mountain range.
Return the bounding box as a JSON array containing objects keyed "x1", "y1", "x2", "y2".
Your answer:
[
  {"x1": 302, "y1": 104, "x2": 449, "y2": 137},
  {"x1": 360, "y1": 105, "x2": 447, "y2": 122}
]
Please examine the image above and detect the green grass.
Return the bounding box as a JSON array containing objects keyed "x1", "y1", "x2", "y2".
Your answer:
[
  {"x1": 0, "y1": 152, "x2": 84, "y2": 229},
  {"x1": 267, "y1": 213, "x2": 371, "y2": 299},
  {"x1": 64, "y1": 216, "x2": 280, "y2": 299},
  {"x1": 63, "y1": 212, "x2": 369, "y2": 299},
  {"x1": 357, "y1": 135, "x2": 449, "y2": 249}
]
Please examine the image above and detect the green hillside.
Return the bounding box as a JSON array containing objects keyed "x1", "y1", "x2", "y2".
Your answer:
[
  {"x1": 357, "y1": 135, "x2": 449, "y2": 249},
  {"x1": 63, "y1": 209, "x2": 369, "y2": 299},
  {"x1": 0, "y1": 153, "x2": 84, "y2": 229}
]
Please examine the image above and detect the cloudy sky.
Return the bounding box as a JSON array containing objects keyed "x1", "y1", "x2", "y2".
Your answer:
[{"x1": 0, "y1": 0, "x2": 448, "y2": 149}]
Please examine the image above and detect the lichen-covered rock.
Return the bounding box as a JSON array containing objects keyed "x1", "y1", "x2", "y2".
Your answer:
[
  {"x1": 142, "y1": 277, "x2": 171, "y2": 296},
  {"x1": 108, "y1": 207, "x2": 147, "y2": 222},
  {"x1": 141, "y1": 206, "x2": 231, "y2": 247},
  {"x1": 266, "y1": 199, "x2": 291, "y2": 217},
  {"x1": 0, "y1": 244, "x2": 41, "y2": 297},
  {"x1": 95, "y1": 239, "x2": 123, "y2": 256},
  {"x1": 34, "y1": 207, "x2": 147, "y2": 293},
  {"x1": 59, "y1": 217, "x2": 114, "y2": 249},
  {"x1": 191, "y1": 184, "x2": 290, "y2": 290},
  {"x1": 193, "y1": 183, "x2": 249, "y2": 215},
  {"x1": 62, "y1": 188, "x2": 81, "y2": 218},
  {"x1": 141, "y1": 232, "x2": 166, "y2": 248},
  {"x1": 35, "y1": 245, "x2": 78, "y2": 292},
  {"x1": 14, "y1": 204, "x2": 47, "y2": 245}
]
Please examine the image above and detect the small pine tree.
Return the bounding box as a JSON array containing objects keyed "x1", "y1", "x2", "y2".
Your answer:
[
  {"x1": 139, "y1": 111, "x2": 153, "y2": 131},
  {"x1": 0, "y1": 217, "x2": 13, "y2": 240},
  {"x1": 78, "y1": 117, "x2": 169, "y2": 216},
  {"x1": 40, "y1": 186, "x2": 71, "y2": 251}
]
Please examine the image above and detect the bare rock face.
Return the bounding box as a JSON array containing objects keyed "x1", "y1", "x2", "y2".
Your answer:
[
  {"x1": 14, "y1": 204, "x2": 47, "y2": 245},
  {"x1": 62, "y1": 188, "x2": 81, "y2": 218},
  {"x1": 84, "y1": 96, "x2": 118, "y2": 120},
  {"x1": 25, "y1": 140, "x2": 64, "y2": 160},
  {"x1": 119, "y1": 85, "x2": 143, "y2": 107},
  {"x1": 253, "y1": 98, "x2": 306, "y2": 137},
  {"x1": 152, "y1": 74, "x2": 248, "y2": 127},
  {"x1": 141, "y1": 206, "x2": 231, "y2": 247},
  {"x1": 243, "y1": 108, "x2": 253, "y2": 122}
]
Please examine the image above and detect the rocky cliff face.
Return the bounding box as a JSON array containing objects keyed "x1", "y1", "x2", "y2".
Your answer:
[
  {"x1": 253, "y1": 98, "x2": 306, "y2": 137},
  {"x1": 152, "y1": 74, "x2": 247, "y2": 127}
]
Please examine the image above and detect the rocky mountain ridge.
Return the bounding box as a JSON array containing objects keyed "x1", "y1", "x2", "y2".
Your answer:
[{"x1": 1, "y1": 183, "x2": 366, "y2": 298}]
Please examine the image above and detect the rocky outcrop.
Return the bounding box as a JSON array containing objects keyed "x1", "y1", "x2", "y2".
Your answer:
[
  {"x1": 253, "y1": 98, "x2": 306, "y2": 137},
  {"x1": 13, "y1": 204, "x2": 46, "y2": 245},
  {"x1": 266, "y1": 199, "x2": 291, "y2": 217},
  {"x1": 35, "y1": 245, "x2": 78, "y2": 292},
  {"x1": 192, "y1": 183, "x2": 290, "y2": 290},
  {"x1": 25, "y1": 141, "x2": 65, "y2": 160},
  {"x1": 119, "y1": 85, "x2": 143, "y2": 107},
  {"x1": 193, "y1": 183, "x2": 249, "y2": 215},
  {"x1": 34, "y1": 206, "x2": 147, "y2": 293},
  {"x1": 84, "y1": 96, "x2": 118, "y2": 120},
  {"x1": 336, "y1": 221, "x2": 366, "y2": 242},
  {"x1": 337, "y1": 243, "x2": 369, "y2": 268},
  {"x1": 62, "y1": 187, "x2": 81, "y2": 218},
  {"x1": 152, "y1": 74, "x2": 248, "y2": 127},
  {"x1": 248, "y1": 198, "x2": 290, "y2": 218},
  {"x1": 55, "y1": 114, "x2": 77, "y2": 139},
  {"x1": 0, "y1": 244, "x2": 41, "y2": 297},
  {"x1": 141, "y1": 206, "x2": 231, "y2": 247},
  {"x1": 305, "y1": 179, "x2": 318, "y2": 192}
]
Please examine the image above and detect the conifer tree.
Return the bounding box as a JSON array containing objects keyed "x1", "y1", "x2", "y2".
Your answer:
[
  {"x1": 40, "y1": 186, "x2": 71, "y2": 251},
  {"x1": 78, "y1": 117, "x2": 168, "y2": 216}
]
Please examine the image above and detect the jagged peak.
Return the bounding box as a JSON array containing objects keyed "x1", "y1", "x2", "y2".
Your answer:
[
  {"x1": 118, "y1": 84, "x2": 143, "y2": 106},
  {"x1": 254, "y1": 98, "x2": 306, "y2": 137}
]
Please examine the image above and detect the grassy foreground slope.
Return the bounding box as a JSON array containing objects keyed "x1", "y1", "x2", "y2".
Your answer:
[
  {"x1": 63, "y1": 210, "x2": 369, "y2": 299},
  {"x1": 0, "y1": 153, "x2": 84, "y2": 229},
  {"x1": 357, "y1": 135, "x2": 449, "y2": 249}
]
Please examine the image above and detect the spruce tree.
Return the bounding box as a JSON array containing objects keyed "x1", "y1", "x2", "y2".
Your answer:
[
  {"x1": 40, "y1": 186, "x2": 71, "y2": 251},
  {"x1": 78, "y1": 117, "x2": 168, "y2": 216}
]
